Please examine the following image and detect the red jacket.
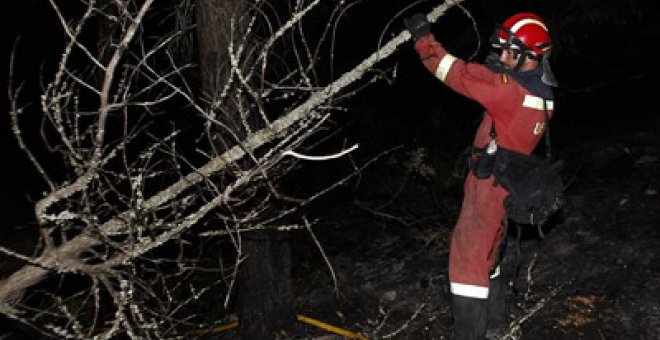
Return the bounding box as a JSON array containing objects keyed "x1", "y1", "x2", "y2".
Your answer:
[{"x1": 414, "y1": 34, "x2": 554, "y2": 154}]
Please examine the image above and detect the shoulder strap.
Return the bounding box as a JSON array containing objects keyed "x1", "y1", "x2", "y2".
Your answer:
[{"x1": 542, "y1": 99, "x2": 552, "y2": 160}]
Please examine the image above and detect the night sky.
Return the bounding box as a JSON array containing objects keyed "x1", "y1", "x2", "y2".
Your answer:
[{"x1": 2, "y1": 1, "x2": 58, "y2": 225}]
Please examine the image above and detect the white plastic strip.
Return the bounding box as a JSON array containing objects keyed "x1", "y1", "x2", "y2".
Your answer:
[
  {"x1": 450, "y1": 282, "x2": 489, "y2": 299},
  {"x1": 282, "y1": 143, "x2": 359, "y2": 161},
  {"x1": 522, "y1": 95, "x2": 554, "y2": 111},
  {"x1": 434, "y1": 54, "x2": 457, "y2": 82}
]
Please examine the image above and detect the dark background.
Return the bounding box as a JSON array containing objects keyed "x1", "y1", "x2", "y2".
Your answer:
[
  {"x1": 0, "y1": 1, "x2": 659, "y2": 338},
  {"x1": 2, "y1": 0, "x2": 659, "y2": 220}
]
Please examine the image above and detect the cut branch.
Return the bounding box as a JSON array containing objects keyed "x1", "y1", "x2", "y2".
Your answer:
[{"x1": 1, "y1": 0, "x2": 465, "y2": 313}]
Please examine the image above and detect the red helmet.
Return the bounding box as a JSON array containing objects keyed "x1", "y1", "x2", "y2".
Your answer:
[{"x1": 493, "y1": 12, "x2": 551, "y2": 57}]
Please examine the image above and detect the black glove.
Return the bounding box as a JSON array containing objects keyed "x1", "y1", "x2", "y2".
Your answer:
[{"x1": 404, "y1": 13, "x2": 431, "y2": 41}]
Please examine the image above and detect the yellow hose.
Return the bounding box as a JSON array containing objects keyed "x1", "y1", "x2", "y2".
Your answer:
[
  {"x1": 187, "y1": 314, "x2": 368, "y2": 339},
  {"x1": 297, "y1": 314, "x2": 368, "y2": 340}
]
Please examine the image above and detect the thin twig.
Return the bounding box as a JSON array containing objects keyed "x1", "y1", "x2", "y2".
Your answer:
[{"x1": 304, "y1": 217, "x2": 339, "y2": 299}]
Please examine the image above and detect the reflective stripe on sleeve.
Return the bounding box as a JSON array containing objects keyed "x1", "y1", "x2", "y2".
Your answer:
[
  {"x1": 434, "y1": 53, "x2": 457, "y2": 82},
  {"x1": 522, "y1": 94, "x2": 554, "y2": 111},
  {"x1": 450, "y1": 282, "x2": 489, "y2": 299}
]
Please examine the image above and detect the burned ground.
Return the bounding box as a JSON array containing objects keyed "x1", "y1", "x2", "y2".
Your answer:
[{"x1": 193, "y1": 77, "x2": 660, "y2": 340}]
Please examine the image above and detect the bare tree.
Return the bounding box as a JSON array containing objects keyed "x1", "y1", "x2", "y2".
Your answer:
[
  {"x1": 2, "y1": 0, "x2": 464, "y2": 338},
  {"x1": 195, "y1": 0, "x2": 295, "y2": 337}
]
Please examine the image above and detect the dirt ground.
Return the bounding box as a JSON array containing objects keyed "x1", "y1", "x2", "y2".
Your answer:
[
  {"x1": 5, "y1": 112, "x2": 656, "y2": 340},
  {"x1": 274, "y1": 105, "x2": 660, "y2": 339}
]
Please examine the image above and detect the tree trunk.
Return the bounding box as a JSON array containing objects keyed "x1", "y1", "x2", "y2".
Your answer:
[
  {"x1": 196, "y1": 0, "x2": 249, "y2": 145},
  {"x1": 195, "y1": 1, "x2": 295, "y2": 337},
  {"x1": 236, "y1": 230, "x2": 295, "y2": 339}
]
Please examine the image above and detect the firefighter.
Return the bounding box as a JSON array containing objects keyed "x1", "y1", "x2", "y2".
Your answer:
[{"x1": 404, "y1": 12, "x2": 557, "y2": 339}]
